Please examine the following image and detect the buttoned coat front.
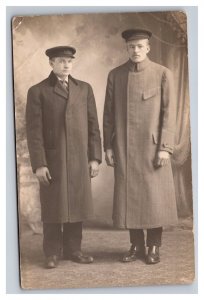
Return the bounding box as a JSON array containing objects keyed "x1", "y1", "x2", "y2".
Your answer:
[
  {"x1": 103, "y1": 58, "x2": 178, "y2": 229},
  {"x1": 26, "y1": 71, "x2": 102, "y2": 223}
]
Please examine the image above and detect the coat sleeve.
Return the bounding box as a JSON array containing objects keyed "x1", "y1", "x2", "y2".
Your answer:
[
  {"x1": 87, "y1": 84, "x2": 102, "y2": 163},
  {"x1": 159, "y1": 69, "x2": 176, "y2": 154},
  {"x1": 103, "y1": 71, "x2": 115, "y2": 151},
  {"x1": 26, "y1": 86, "x2": 47, "y2": 172}
]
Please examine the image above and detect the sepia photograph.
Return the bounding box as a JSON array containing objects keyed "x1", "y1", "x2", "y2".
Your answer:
[{"x1": 11, "y1": 10, "x2": 194, "y2": 289}]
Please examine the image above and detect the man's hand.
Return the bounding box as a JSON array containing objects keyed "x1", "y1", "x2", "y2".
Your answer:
[
  {"x1": 105, "y1": 148, "x2": 115, "y2": 167},
  {"x1": 155, "y1": 151, "x2": 170, "y2": 167},
  {"x1": 89, "y1": 160, "x2": 99, "y2": 178},
  {"x1": 36, "y1": 166, "x2": 52, "y2": 186}
]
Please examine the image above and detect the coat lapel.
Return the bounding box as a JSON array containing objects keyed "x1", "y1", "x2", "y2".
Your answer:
[
  {"x1": 54, "y1": 81, "x2": 69, "y2": 99},
  {"x1": 48, "y1": 71, "x2": 68, "y2": 100},
  {"x1": 67, "y1": 75, "x2": 81, "y2": 109},
  {"x1": 48, "y1": 71, "x2": 81, "y2": 106}
]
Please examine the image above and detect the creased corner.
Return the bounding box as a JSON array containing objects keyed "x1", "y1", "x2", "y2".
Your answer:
[{"x1": 12, "y1": 16, "x2": 24, "y2": 31}]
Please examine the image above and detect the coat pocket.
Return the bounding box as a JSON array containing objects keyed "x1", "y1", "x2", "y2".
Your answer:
[{"x1": 143, "y1": 87, "x2": 160, "y2": 100}]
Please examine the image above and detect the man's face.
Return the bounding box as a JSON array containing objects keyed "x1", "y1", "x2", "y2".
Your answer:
[
  {"x1": 49, "y1": 57, "x2": 73, "y2": 79},
  {"x1": 127, "y1": 39, "x2": 150, "y2": 63}
]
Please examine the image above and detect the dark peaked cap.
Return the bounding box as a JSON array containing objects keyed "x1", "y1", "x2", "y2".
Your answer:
[
  {"x1": 122, "y1": 29, "x2": 152, "y2": 41},
  {"x1": 45, "y1": 46, "x2": 76, "y2": 58}
]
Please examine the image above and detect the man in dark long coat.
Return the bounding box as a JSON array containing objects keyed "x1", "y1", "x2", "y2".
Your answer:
[
  {"x1": 103, "y1": 29, "x2": 178, "y2": 264},
  {"x1": 26, "y1": 46, "x2": 102, "y2": 268}
]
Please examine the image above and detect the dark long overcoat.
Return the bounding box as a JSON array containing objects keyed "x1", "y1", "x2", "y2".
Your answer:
[
  {"x1": 26, "y1": 71, "x2": 102, "y2": 223},
  {"x1": 103, "y1": 58, "x2": 178, "y2": 229}
]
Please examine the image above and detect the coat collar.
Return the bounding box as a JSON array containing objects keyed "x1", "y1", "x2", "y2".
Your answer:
[
  {"x1": 48, "y1": 71, "x2": 78, "y2": 86},
  {"x1": 48, "y1": 71, "x2": 78, "y2": 100},
  {"x1": 127, "y1": 57, "x2": 151, "y2": 72}
]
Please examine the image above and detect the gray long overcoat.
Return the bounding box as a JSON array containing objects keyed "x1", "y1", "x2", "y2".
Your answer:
[
  {"x1": 103, "y1": 58, "x2": 178, "y2": 229},
  {"x1": 26, "y1": 71, "x2": 102, "y2": 223}
]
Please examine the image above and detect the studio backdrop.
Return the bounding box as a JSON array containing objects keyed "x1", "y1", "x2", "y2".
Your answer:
[{"x1": 12, "y1": 11, "x2": 193, "y2": 233}]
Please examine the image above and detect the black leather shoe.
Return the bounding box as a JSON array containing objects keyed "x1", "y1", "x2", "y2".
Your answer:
[
  {"x1": 122, "y1": 245, "x2": 145, "y2": 262},
  {"x1": 65, "y1": 251, "x2": 94, "y2": 264},
  {"x1": 45, "y1": 255, "x2": 59, "y2": 269},
  {"x1": 146, "y1": 246, "x2": 160, "y2": 264}
]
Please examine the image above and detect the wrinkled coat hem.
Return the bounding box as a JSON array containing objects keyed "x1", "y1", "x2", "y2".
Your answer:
[
  {"x1": 41, "y1": 214, "x2": 95, "y2": 224},
  {"x1": 113, "y1": 220, "x2": 178, "y2": 229}
]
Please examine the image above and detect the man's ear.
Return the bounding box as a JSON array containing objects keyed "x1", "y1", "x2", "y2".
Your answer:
[
  {"x1": 49, "y1": 59, "x2": 54, "y2": 67},
  {"x1": 146, "y1": 45, "x2": 150, "y2": 54}
]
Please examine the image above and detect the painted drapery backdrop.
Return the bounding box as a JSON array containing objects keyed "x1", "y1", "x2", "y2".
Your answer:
[{"x1": 12, "y1": 11, "x2": 193, "y2": 233}]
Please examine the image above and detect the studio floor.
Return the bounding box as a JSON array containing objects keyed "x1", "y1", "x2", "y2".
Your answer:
[{"x1": 19, "y1": 227, "x2": 195, "y2": 290}]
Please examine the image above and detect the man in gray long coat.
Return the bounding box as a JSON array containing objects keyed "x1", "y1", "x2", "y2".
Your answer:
[
  {"x1": 26, "y1": 46, "x2": 102, "y2": 268},
  {"x1": 103, "y1": 29, "x2": 178, "y2": 264}
]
